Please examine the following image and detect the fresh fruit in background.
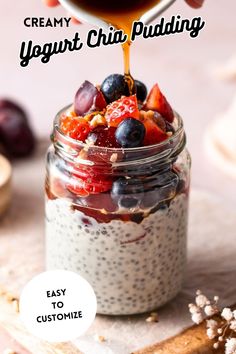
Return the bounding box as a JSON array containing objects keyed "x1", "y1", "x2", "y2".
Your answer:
[
  {"x1": 87, "y1": 125, "x2": 120, "y2": 148},
  {"x1": 135, "y1": 80, "x2": 147, "y2": 102},
  {"x1": 143, "y1": 84, "x2": 174, "y2": 123},
  {"x1": 115, "y1": 118, "x2": 146, "y2": 148},
  {"x1": 0, "y1": 99, "x2": 35, "y2": 158},
  {"x1": 0, "y1": 99, "x2": 27, "y2": 119},
  {"x1": 60, "y1": 116, "x2": 91, "y2": 141},
  {"x1": 74, "y1": 81, "x2": 107, "y2": 116},
  {"x1": 105, "y1": 95, "x2": 139, "y2": 127},
  {"x1": 101, "y1": 74, "x2": 129, "y2": 103}
]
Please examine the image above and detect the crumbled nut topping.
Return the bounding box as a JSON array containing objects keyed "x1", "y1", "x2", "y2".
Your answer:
[
  {"x1": 146, "y1": 312, "x2": 159, "y2": 323},
  {"x1": 110, "y1": 153, "x2": 118, "y2": 163},
  {"x1": 3, "y1": 349, "x2": 17, "y2": 354},
  {"x1": 94, "y1": 334, "x2": 106, "y2": 342}
]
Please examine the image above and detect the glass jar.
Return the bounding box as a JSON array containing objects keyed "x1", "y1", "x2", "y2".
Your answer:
[{"x1": 45, "y1": 106, "x2": 191, "y2": 315}]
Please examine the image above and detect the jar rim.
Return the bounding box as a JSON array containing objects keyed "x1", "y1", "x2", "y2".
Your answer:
[{"x1": 53, "y1": 104, "x2": 184, "y2": 153}]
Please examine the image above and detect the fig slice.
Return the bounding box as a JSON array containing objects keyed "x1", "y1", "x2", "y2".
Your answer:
[{"x1": 74, "y1": 81, "x2": 107, "y2": 116}]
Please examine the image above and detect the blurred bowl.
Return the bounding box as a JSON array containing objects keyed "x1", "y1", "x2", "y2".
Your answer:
[{"x1": 0, "y1": 154, "x2": 12, "y2": 216}]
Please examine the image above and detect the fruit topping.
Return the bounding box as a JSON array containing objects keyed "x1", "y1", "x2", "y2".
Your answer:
[
  {"x1": 0, "y1": 99, "x2": 27, "y2": 119},
  {"x1": 74, "y1": 81, "x2": 107, "y2": 116},
  {"x1": 101, "y1": 74, "x2": 129, "y2": 103},
  {"x1": 55, "y1": 77, "x2": 180, "y2": 207},
  {"x1": 111, "y1": 177, "x2": 144, "y2": 208},
  {"x1": 50, "y1": 177, "x2": 71, "y2": 198},
  {"x1": 67, "y1": 167, "x2": 113, "y2": 196},
  {"x1": 152, "y1": 112, "x2": 167, "y2": 132},
  {"x1": 105, "y1": 95, "x2": 139, "y2": 127},
  {"x1": 87, "y1": 126, "x2": 120, "y2": 148},
  {"x1": 60, "y1": 79, "x2": 175, "y2": 151},
  {"x1": 139, "y1": 110, "x2": 166, "y2": 131},
  {"x1": 0, "y1": 99, "x2": 35, "y2": 158},
  {"x1": 115, "y1": 118, "x2": 145, "y2": 148},
  {"x1": 142, "y1": 117, "x2": 168, "y2": 146},
  {"x1": 165, "y1": 120, "x2": 175, "y2": 134},
  {"x1": 60, "y1": 116, "x2": 91, "y2": 141},
  {"x1": 135, "y1": 80, "x2": 147, "y2": 102},
  {"x1": 143, "y1": 84, "x2": 174, "y2": 123},
  {"x1": 89, "y1": 114, "x2": 106, "y2": 128}
]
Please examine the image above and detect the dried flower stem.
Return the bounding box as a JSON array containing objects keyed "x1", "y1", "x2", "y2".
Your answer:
[{"x1": 189, "y1": 290, "x2": 236, "y2": 354}]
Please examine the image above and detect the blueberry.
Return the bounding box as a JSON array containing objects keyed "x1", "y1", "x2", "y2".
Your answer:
[
  {"x1": 101, "y1": 74, "x2": 129, "y2": 103},
  {"x1": 115, "y1": 118, "x2": 145, "y2": 148},
  {"x1": 140, "y1": 170, "x2": 179, "y2": 209},
  {"x1": 140, "y1": 190, "x2": 159, "y2": 209},
  {"x1": 135, "y1": 80, "x2": 147, "y2": 102},
  {"x1": 111, "y1": 177, "x2": 144, "y2": 208}
]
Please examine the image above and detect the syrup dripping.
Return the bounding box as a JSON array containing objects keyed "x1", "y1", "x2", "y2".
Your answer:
[{"x1": 71, "y1": 0, "x2": 160, "y2": 92}]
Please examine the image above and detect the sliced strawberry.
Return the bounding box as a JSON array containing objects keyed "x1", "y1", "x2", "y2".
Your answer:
[
  {"x1": 67, "y1": 165, "x2": 113, "y2": 197},
  {"x1": 60, "y1": 116, "x2": 91, "y2": 142},
  {"x1": 50, "y1": 177, "x2": 70, "y2": 198},
  {"x1": 144, "y1": 84, "x2": 174, "y2": 123},
  {"x1": 105, "y1": 95, "x2": 139, "y2": 127},
  {"x1": 142, "y1": 118, "x2": 169, "y2": 146},
  {"x1": 67, "y1": 176, "x2": 113, "y2": 196},
  {"x1": 66, "y1": 179, "x2": 90, "y2": 197}
]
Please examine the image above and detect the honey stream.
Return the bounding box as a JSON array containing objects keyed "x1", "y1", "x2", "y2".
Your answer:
[{"x1": 71, "y1": 0, "x2": 161, "y2": 92}]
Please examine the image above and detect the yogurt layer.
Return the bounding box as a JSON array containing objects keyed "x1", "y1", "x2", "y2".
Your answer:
[{"x1": 46, "y1": 194, "x2": 188, "y2": 315}]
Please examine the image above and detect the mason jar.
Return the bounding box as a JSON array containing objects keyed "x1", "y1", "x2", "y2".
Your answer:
[{"x1": 45, "y1": 106, "x2": 191, "y2": 315}]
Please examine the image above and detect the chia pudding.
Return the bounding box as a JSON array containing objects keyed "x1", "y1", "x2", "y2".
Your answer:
[{"x1": 45, "y1": 76, "x2": 191, "y2": 315}]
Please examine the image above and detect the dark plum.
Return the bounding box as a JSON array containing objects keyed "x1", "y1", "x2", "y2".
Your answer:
[
  {"x1": 0, "y1": 99, "x2": 27, "y2": 119},
  {"x1": 143, "y1": 83, "x2": 174, "y2": 123},
  {"x1": 135, "y1": 80, "x2": 147, "y2": 102},
  {"x1": 74, "y1": 81, "x2": 107, "y2": 116},
  {"x1": 165, "y1": 121, "x2": 175, "y2": 134},
  {"x1": 0, "y1": 99, "x2": 35, "y2": 158},
  {"x1": 101, "y1": 74, "x2": 129, "y2": 103},
  {"x1": 111, "y1": 177, "x2": 144, "y2": 208},
  {"x1": 115, "y1": 118, "x2": 145, "y2": 148},
  {"x1": 153, "y1": 111, "x2": 167, "y2": 132}
]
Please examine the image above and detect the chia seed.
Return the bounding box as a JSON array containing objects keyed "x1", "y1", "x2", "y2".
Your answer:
[{"x1": 46, "y1": 194, "x2": 188, "y2": 315}]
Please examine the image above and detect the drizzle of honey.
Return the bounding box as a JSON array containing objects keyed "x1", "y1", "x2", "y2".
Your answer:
[{"x1": 71, "y1": 0, "x2": 160, "y2": 92}]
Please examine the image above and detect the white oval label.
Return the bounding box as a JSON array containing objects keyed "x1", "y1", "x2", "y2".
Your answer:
[{"x1": 19, "y1": 270, "x2": 97, "y2": 342}]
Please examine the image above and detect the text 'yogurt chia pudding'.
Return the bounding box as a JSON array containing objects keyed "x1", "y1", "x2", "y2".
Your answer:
[{"x1": 45, "y1": 75, "x2": 191, "y2": 315}]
